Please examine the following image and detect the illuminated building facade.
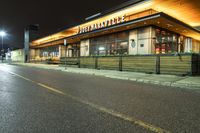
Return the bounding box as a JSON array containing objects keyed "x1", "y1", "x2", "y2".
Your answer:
[{"x1": 29, "y1": 0, "x2": 200, "y2": 62}]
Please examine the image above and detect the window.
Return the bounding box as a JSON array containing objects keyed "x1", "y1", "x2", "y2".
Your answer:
[
  {"x1": 40, "y1": 46, "x2": 59, "y2": 58},
  {"x1": 90, "y1": 31, "x2": 129, "y2": 56},
  {"x1": 154, "y1": 27, "x2": 179, "y2": 54}
]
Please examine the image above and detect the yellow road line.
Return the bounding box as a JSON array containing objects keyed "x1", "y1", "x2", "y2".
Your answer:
[
  {"x1": 8, "y1": 71, "x2": 35, "y2": 82},
  {"x1": 7, "y1": 70, "x2": 172, "y2": 133},
  {"x1": 37, "y1": 83, "x2": 65, "y2": 95}
]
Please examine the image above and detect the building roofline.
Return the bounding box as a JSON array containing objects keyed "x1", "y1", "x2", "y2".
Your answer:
[
  {"x1": 160, "y1": 13, "x2": 200, "y2": 34},
  {"x1": 33, "y1": 0, "x2": 147, "y2": 41},
  {"x1": 86, "y1": 0, "x2": 147, "y2": 21},
  {"x1": 31, "y1": 12, "x2": 200, "y2": 48}
]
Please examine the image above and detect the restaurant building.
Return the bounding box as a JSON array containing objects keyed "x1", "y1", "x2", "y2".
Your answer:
[{"x1": 29, "y1": 0, "x2": 200, "y2": 75}]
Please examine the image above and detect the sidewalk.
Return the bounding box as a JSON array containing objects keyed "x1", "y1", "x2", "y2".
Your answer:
[{"x1": 11, "y1": 63, "x2": 200, "y2": 90}]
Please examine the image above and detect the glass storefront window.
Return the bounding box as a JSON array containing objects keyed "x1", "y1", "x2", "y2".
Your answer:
[
  {"x1": 70, "y1": 44, "x2": 80, "y2": 57},
  {"x1": 154, "y1": 27, "x2": 179, "y2": 54},
  {"x1": 90, "y1": 31, "x2": 129, "y2": 56},
  {"x1": 61, "y1": 43, "x2": 80, "y2": 57},
  {"x1": 40, "y1": 46, "x2": 59, "y2": 58}
]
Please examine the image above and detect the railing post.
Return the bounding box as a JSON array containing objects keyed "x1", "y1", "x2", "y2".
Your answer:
[
  {"x1": 191, "y1": 54, "x2": 200, "y2": 76},
  {"x1": 191, "y1": 54, "x2": 194, "y2": 75},
  {"x1": 78, "y1": 57, "x2": 81, "y2": 68},
  {"x1": 119, "y1": 55, "x2": 123, "y2": 71},
  {"x1": 156, "y1": 55, "x2": 160, "y2": 74},
  {"x1": 198, "y1": 54, "x2": 200, "y2": 75},
  {"x1": 95, "y1": 56, "x2": 98, "y2": 69}
]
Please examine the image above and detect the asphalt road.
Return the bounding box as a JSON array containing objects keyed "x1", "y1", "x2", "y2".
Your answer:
[{"x1": 0, "y1": 64, "x2": 199, "y2": 133}]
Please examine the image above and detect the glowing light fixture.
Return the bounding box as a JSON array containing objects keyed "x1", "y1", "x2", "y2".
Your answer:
[
  {"x1": 99, "y1": 47, "x2": 105, "y2": 51},
  {"x1": 0, "y1": 31, "x2": 6, "y2": 37}
]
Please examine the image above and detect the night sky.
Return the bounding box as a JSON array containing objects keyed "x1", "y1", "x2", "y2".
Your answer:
[{"x1": 0, "y1": 0, "x2": 130, "y2": 50}]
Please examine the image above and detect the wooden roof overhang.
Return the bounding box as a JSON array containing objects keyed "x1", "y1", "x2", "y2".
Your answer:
[{"x1": 31, "y1": 12, "x2": 200, "y2": 49}]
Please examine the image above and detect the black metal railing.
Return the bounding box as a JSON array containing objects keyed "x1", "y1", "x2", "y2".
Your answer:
[{"x1": 59, "y1": 53, "x2": 200, "y2": 76}]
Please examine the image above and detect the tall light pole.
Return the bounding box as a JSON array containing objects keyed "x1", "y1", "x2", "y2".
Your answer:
[
  {"x1": 0, "y1": 31, "x2": 6, "y2": 50},
  {"x1": 0, "y1": 31, "x2": 6, "y2": 62}
]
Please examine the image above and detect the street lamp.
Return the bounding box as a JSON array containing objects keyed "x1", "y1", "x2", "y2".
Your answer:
[
  {"x1": 0, "y1": 31, "x2": 6, "y2": 51},
  {"x1": 0, "y1": 31, "x2": 6, "y2": 62}
]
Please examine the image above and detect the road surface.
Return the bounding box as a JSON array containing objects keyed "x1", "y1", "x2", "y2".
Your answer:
[{"x1": 0, "y1": 64, "x2": 199, "y2": 133}]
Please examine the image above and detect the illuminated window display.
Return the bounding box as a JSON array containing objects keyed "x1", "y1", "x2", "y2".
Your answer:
[
  {"x1": 154, "y1": 28, "x2": 179, "y2": 54},
  {"x1": 40, "y1": 46, "x2": 59, "y2": 57},
  {"x1": 90, "y1": 31, "x2": 129, "y2": 55}
]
